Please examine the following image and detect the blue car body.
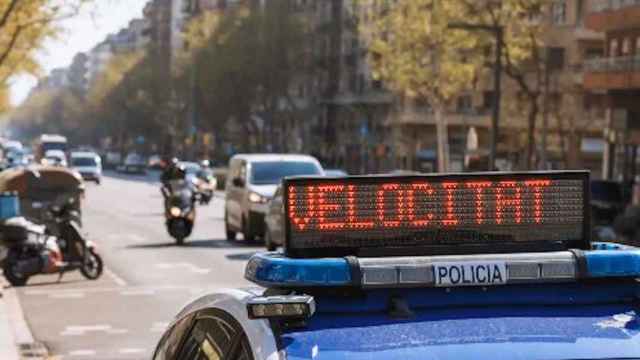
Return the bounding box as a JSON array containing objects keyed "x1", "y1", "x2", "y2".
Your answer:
[{"x1": 283, "y1": 303, "x2": 640, "y2": 360}]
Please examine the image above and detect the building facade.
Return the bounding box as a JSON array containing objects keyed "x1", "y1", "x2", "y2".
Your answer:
[{"x1": 585, "y1": 0, "x2": 640, "y2": 181}]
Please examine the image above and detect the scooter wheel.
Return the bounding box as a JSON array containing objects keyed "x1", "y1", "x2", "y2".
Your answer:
[
  {"x1": 3, "y1": 261, "x2": 28, "y2": 287},
  {"x1": 80, "y1": 249, "x2": 103, "y2": 280}
]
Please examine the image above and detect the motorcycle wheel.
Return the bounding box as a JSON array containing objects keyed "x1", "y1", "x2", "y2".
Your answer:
[
  {"x1": 3, "y1": 260, "x2": 28, "y2": 287},
  {"x1": 80, "y1": 249, "x2": 103, "y2": 280}
]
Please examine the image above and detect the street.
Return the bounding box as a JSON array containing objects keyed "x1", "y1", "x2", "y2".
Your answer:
[{"x1": 13, "y1": 171, "x2": 257, "y2": 359}]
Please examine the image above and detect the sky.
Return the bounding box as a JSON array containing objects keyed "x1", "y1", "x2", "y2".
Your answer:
[{"x1": 8, "y1": 0, "x2": 149, "y2": 106}]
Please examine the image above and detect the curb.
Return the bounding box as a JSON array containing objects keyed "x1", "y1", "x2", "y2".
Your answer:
[
  {"x1": 0, "y1": 276, "x2": 45, "y2": 359},
  {"x1": 0, "y1": 287, "x2": 20, "y2": 360}
]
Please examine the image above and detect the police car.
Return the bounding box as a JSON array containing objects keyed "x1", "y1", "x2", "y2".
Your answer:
[{"x1": 153, "y1": 171, "x2": 640, "y2": 360}]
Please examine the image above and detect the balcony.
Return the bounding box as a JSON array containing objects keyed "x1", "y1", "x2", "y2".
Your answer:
[
  {"x1": 584, "y1": 55, "x2": 640, "y2": 90},
  {"x1": 586, "y1": 0, "x2": 640, "y2": 32},
  {"x1": 392, "y1": 108, "x2": 491, "y2": 128}
]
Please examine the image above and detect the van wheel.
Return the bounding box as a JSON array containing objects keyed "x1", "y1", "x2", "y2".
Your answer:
[
  {"x1": 265, "y1": 230, "x2": 276, "y2": 251},
  {"x1": 242, "y1": 217, "x2": 255, "y2": 242},
  {"x1": 225, "y1": 212, "x2": 236, "y2": 241}
]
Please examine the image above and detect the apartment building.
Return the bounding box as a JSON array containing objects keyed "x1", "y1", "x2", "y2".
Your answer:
[{"x1": 585, "y1": 0, "x2": 640, "y2": 181}]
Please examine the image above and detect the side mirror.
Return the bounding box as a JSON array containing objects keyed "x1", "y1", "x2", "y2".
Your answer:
[{"x1": 232, "y1": 177, "x2": 245, "y2": 188}]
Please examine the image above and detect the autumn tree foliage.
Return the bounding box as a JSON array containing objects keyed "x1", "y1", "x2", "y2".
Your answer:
[
  {"x1": 360, "y1": 0, "x2": 485, "y2": 172},
  {"x1": 0, "y1": 0, "x2": 89, "y2": 112}
]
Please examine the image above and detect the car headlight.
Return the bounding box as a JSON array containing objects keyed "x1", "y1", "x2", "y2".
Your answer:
[
  {"x1": 170, "y1": 207, "x2": 182, "y2": 217},
  {"x1": 249, "y1": 192, "x2": 269, "y2": 204}
]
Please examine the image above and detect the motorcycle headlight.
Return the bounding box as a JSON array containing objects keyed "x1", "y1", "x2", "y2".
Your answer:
[
  {"x1": 170, "y1": 207, "x2": 182, "y2": 217},
  {"x1": 249, "y1": 192, "x2": 269, "y2": 204}
]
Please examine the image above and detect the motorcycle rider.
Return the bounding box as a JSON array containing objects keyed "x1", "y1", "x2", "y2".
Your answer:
[
  {"x1": 160, "y1": 157, "x2": 187, "y2": 208},
  {"x1": 160, "y1": 157, "x2": 185, "y2": 185}
]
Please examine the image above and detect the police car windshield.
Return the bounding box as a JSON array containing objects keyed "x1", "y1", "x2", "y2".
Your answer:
[{"x1": 250, "y1": 161, "x2": 321, "y2": 185}]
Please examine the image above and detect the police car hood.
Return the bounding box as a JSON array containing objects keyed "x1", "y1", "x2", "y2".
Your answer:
[{"x1": 282, "y1": 304, "x2": 640, "y2": 360}]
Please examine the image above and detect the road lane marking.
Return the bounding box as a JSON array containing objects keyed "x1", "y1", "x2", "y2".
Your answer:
[
  {"x1": 105, "y1": 267, "x2": 128, "y2": 287},
  {"x1": 61, "y1": 324, "x2": 128, "y2": 336},
  {"x1": 119, "y1": 348, "x2": 146, "y2": 354},
  {"x1": 24, "y1": 284, "x2": 190, "y2": 295},
  {"x1": 155, "y1": 262, "x2": 211, "y2": 274},
  {"x1": 49, "y1": 293, "x2": 85, "y2": 299},
  {"x1": 69, "y1": 349, "x2": 97, "y2": 356},
  {"x1": 66, "y1": 325, "x2": 111, "y2": 332}
]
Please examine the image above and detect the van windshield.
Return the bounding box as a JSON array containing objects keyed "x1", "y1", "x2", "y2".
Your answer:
[
  {"x1": 250, "y1": 161, "x2": 321, "y2": 185},
  {"x1": 72, "y1": 157, "x2": 97, "y2": 167}
]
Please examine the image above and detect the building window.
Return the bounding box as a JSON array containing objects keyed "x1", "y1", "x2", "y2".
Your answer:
[
  {"x1": 483, "y1": 91, "x2": 495, "y2": 110},
  {"x1": 585, "y1": 47, "x2": 604, "y2": 59},
  {"x1": 610, "y1": 39, "x2": 618, "y2": 57},
  {"x1": 552, "y1": 1, "x2": 567, "y2": 25},
  {"x1": 622, "y1": 37, "x2": 631, "y2": 55},
  {"x1": 457, "y1": 95, "x2": 472, "y2": 113}
]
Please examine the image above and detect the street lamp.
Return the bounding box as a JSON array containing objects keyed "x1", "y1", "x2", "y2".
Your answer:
[{"x1": 448, "y1": 23, "x2": 503, "y2": 171}]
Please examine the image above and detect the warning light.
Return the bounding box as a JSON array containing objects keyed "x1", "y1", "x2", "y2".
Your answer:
[{"x1": 284, "y1": 171, "x2": 590, "y2": 258}]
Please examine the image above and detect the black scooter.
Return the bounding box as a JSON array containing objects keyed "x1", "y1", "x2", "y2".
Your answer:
[
  {"x1": 1, "y1": 198, "x2": 103, "y2": 286},
  {"x1": 162, "y1": 180, "x2": 197, "y2": 245}
]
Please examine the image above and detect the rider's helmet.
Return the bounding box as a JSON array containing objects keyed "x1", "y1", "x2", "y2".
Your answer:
[{"x1": 176, "y1": 163, "x2": 187, "y2": 178}]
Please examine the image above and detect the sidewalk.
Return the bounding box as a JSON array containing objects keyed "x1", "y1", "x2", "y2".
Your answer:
[
  {"x1": 0, "y1": 283, "x2": 21, "y2": 360},
  {"x1": 0, "y1": 276, "x2": 45, "y2": 360}
]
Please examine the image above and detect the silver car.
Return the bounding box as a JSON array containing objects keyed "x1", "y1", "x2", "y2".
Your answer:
[
  {"x1": 264, "y1": 185, "x2": 285, "y2": 251},
  {"x1": 224, "y1": 154, "x2": 323, "y2": 243}
]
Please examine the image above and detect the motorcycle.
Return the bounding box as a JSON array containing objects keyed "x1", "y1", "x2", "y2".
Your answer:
[
  {"x1": 1, "y1": 198, "x2": 103, "y2": 286},
  {"x1": 194, "y1": 170, "x2": 216, "y2": 205},
  {"x1": 162, "y1": 179, "x2": 197, "y2": 245}
]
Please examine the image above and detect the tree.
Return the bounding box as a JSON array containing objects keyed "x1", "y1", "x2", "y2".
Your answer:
[
  {"x1": 360, "y1": 0, "x2": 484, "y2": 172},
  {"x1": 0, "y1": 0, "x2": 90, "y2": 112},
  {"x1": 86, "y1": 51, "x2": 164, "y2": 152},
  {"x1": 462, "y1": 0, "x2": 547, "y2": 169},
  {"x1": 182, "y1": 2, "x2": 307, "y2": 153}
]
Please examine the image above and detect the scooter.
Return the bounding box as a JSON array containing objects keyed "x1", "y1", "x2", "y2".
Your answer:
[
  {"x1": 162, "y1": 180, "x2": 197, "y2": 245},
  {"x1": 1, "y1": 199, "x2": 103, "y2": 286}
]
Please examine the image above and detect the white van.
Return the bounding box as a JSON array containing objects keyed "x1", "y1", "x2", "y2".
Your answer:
[
  {"x1": 71, "y1": 152, "x2": 102, "y2": 184},
  {"x1": 224, "y1": 154, "x2": 323, "y2": 242}
]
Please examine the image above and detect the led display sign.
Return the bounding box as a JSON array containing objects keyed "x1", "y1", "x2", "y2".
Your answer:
[{"x1": 283, "y1": 171, "x2": 590, "y2": 258}]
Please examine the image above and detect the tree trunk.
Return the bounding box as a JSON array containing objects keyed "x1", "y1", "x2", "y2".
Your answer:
[
  {"x1": 435, "y1": 106, "x2": 449, "y2": 173},
  {"x1": 526, "y1": 98, "x2": 539, "y2": 170}
]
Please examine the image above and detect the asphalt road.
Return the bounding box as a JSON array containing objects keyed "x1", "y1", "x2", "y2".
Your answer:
[{"x1": 14, "y1": 171, "x2": 260, "y2": 359}]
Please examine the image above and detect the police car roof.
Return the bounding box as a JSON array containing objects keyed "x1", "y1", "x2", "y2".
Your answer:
[{"x1": 282, "y1": 301, "x2": 640, "y2": 360}]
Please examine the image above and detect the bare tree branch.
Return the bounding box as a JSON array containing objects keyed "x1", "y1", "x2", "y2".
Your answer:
[{"x1": 0, "y1": 0, "x2": 20, "y2": 29}]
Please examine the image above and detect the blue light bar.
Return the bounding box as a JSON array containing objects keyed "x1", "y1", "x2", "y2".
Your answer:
[
  {"x1": 244, "y1": 253, "x2": 351, "y2": 287},
  {"x1": 585, "y1": 248, "x2": 640, "y2": 277},
  {"x1": 245, "y1": 244, "x2": 640, "y2": 289}
]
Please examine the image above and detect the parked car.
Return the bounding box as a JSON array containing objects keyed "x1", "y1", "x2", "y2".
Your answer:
[
  {"x1": 224, "y1": 154, "x2": 323, "y2": 242},
  {"x1": 70, "y1": 152, "x2": 102, "y2": 184},
  {"x1": 120, "y1": 153, "x2": 146, "y2": 174},
  {"x1": 104, "y1": 152, "x2": 121, "y2": 170},
  {"x1": 264, "y1": 184, "x2": 285, "y2": 251}
]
